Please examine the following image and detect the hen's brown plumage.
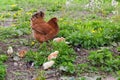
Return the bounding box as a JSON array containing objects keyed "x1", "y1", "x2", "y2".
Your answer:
[{"x1": 31, "y1": 11, "x2": 59, "y2": 43}]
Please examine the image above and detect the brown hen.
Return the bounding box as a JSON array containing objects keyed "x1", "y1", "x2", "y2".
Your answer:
[{"x1": 31, "y1": 11, "x2": 59, "y2": 43}]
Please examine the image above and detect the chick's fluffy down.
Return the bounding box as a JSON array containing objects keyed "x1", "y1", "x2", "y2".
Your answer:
[
  {"x1": 43, "y1": 60, "x2": 55, "y2": 69},
  {"x1": 48, "y1": 51, "x2": 59, "y2": 60}
]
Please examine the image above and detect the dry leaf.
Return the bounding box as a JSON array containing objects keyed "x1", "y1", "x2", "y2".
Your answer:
[{"x1": 48, "y1": 51, "x2": 59, "y2": 60}]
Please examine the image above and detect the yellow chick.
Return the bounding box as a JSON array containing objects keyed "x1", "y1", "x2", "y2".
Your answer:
[
  {"x1": 48, "y1": 51, "x2": 59, "y2": 60},
  {"x1": 7, "y1": 46, "x2": 13, "y2": 55},
  {"x1": 43, "y1": 60, "x2": 55, "y2": 70}
]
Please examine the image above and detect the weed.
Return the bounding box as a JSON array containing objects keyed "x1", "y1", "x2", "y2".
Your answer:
[
  {"x1": 0, "y1": 62, "x2": 6, "y2": 80},
  {"x1": 78, "y1": 77, "x2": 86, "y2": 80},
  {"x1": 25, "y1": 41, "x2": 76, "y2": 74},
  {"x1": 25, "y1": 50, "x2": 48, "y2": 68},
  {"x1": 117, "y1": 46, "x2": 120, "y2": 52},
  {"x1": 0, "y1": 55, "x2": 8, "y2": 62},
  {"x1": 35, "y1": 70, "x2": 46, "y2": 80},
  {"x1": 76, "y1": 63, "x2": 89, "y2": 74},
  {"x1": 10, "y1": 4, "x2": 21, "y2": 11},
  {"x1": 88, "y1": 48, "x2": 120, "y2": 72},
  {"x1": 60, "y1": 20, "x2": 120, "y2": 49}
]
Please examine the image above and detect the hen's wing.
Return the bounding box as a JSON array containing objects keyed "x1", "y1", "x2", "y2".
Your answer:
[
  {"x1": 45, "y1": 29, "x2": 56, "y2": 40},
  {"x1": 32, "y1": 23, "x2": 52, "y2": 35},
  {"x1": 45, "y1": 18, "x2": 59, "y2": 40},
  {"x1": 32, "y1": 27, "x2": 46, "y2": 35}
]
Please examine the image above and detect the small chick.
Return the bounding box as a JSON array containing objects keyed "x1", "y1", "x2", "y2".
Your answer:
[
  {"x1": 48, "y1": 51, "x2": 59, "y2": 60},
  {"x1": 43, "y1": 60, "x2": 55, "y2": 70},
  {"x1": 18, "y1": 50, "x2": 27, "y2": 58},
  {"x1": 7, "y1": 46, "x2": 13, "y2": 56},
  {"x1": 53, "y1": 37, "x2": 65, "y2": 42}
]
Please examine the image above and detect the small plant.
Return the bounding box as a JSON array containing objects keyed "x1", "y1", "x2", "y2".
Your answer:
[
  {"x1": 59, "y1": 62, "x2": 75, "y2": 74},
  {"x1": 117, "y1": 46, "x2": 120, "y2": 52},
  {"x1": 76, "y1": 63, "x2": 89, "y2": 74},
  {"x1": 47, "y1": 1, "x2": 62, "y2": 12},
  {"x1": 10, "y1": 4, "x2": 21, "y2": 11},
  {"x1": 78, "y1": 77, "x2": 86, "y2": 80},
  {"x1": 35, "y1": 70, "x2": 46, "y2": 80},
  {"x1": 25, "y1": 50, "x2": 48, "y2": 68},
  {"x1": 3, "y1": 13, "x2": 11, "y2": 18},
  {"x1": 0, "y1": 62, "x2": 6, "y2": 80},
  {"x1": 0, "y1": 55, "x2": 8, "y2": 62},
  {"x1": 88, "y1": 48, "x2": 120, "y2": 72},
  {"x1": 61, "y1": 20, "x2": 120, "y2": 49}
]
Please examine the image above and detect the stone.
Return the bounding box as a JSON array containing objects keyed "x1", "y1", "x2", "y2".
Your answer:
[
  {"x1": 13, "y1": 56, "x2": 20, "y2": 61},
  {"x1": 14, "y1": 62, "x2": 18, "y2": 66}
]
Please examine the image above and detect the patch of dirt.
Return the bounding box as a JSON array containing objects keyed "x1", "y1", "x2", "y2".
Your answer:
[
  {"x1": 74, "y1": 45, "x2": 93, "y2": 77},
  {"x1": 0, "y1": 35, "x2": 30, "y2": 54},
  {"x1": 1, "y1": 34, "x2": 38, "y2": 53},
  {"x1": 5, "y1": 58, "x2": 39, "y2": 80},
  {"x1": 110, "y1": 48, "x2": 120, "y2": 55},
  {"x1": 0, "y1": 19, "x2": 17, "y2": 27},
  {"x1": 5, "y1": 57, "x2": 60, "y2": 80},
  {"x1": 74, "y1": 44, "x2": 89, "y2": 64},
  {"x1": 0, "y1": 42, "x2": 8, "y2": 54}
]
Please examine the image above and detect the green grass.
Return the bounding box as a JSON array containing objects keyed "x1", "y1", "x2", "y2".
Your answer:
[
  {"x1": 0, "y1": 0, "x2": 120, "y2": 78},
  {"x1": 0, "y1": 62, "x2": 6, "y2": 80},
  {"x1": 25, "y1": 41, "x2": 76, "y2": 73},
  {"x1": 76, "y1": 48, "x2": 120, "y2": 77},
  {"x1": 88, "y1": 48, "x2": 120, "y2": 72},
  {"x1": 0, "y1": 0, "x2": 120, "y2": 48}
]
